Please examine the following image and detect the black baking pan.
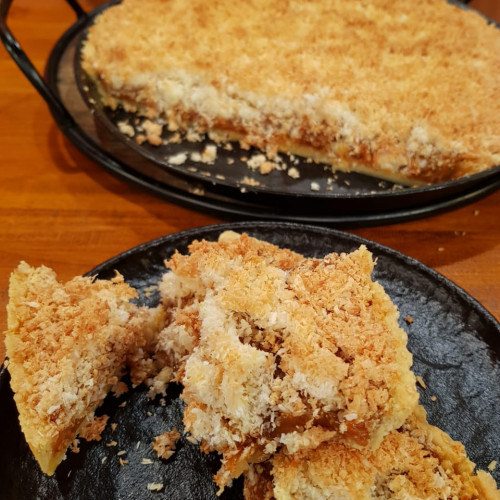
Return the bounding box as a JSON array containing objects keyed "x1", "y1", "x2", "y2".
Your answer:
[{"x1": 0, "y1": 222, "x2": 499, "y2": 498}]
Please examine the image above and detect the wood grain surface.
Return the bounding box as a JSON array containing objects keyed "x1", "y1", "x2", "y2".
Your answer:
[{"x1": 0, "y1": 0, "x2": 499, "y2": 365}]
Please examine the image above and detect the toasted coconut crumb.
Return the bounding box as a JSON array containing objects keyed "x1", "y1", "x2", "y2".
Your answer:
[
  {"x1": 118, "y1": 458, "x2": 128, "y2": 466},
  {"x1": 208, "y1": 130, "x2": 229, "y2": 143},
  {"x1": 135, "y1": 134, "x2": 147, "y2": 145},
  {"x1": 488, "y1": 461, "x2": 497, "y2": 471},
  {"x1": 79, "y1": 415, "x2": 109, "y2": 442},
  {"x1": 152, "y1": 429, "x2": 181, "y2": 460},
  {"x1": 112, "y1": 381, "x2": 129, "y2": 396},
  {"x1": 241, "y1": 176, "x2": 261, "y2": 186},
  {"x1": 202, "y1": 145, "x2": 217, "y2": 163},
  {"x1": 167, "y1": 132, "x2": 182, "y2": 144},
  {"x1": 288, "y1": 167, "x2": 300, "y2": 179},
  {"x1": 188, "y1": 186, "x2": 205, "y2": 196},
  {"x1": 186, "y1": 435, "x2": 199, "y2": 445},
  {"x1": 70, "y1": 439, "x2": 80, "y2": 454},
  {"x1": 247, "y1": 154, "x2": 267, "y2": 170},
  {"x1": 147, "y1": 483, "x2": 164, "y2": 492},
  {"x1": 142, "y1": 119, "x2": 163, "y2": 146},
  {"x1": 416, "y1": 375, "x2": 427, "y2": 390},
  {"x1": 168, "y1": 152, "x2": 187, "y2": 166},
  {"x1": 186, "y1": 129, "x2": 203, "y2": 142},
  {"x1": 310, "y1": 181, "x2": 320, "y2": 191},
  {"x1": 431, "y1": 395, "x2": 437, "y2": 402},
  {"x1": 143, "y1": 284, "x2": 158, "y2": 299},
  {"x1": 111, "y1": 423, "x2": 117, "y2": 432},
  {"x1": 117, "y1": 450, "x2": 127, "y2": 456},
  {"x1": 117, "y1": 120, "x2": 135, "y2": 138},
  {"x1": 405, "y1": 315, "x2": 414, "y2": 324},
  {"x1": 260, "y1": 161, "x2": 276, "y2": 175},
  {"x1": 142, "y1": 458, "x2": 154, "y2": 464},
  {"x1": 106, "y1": 441, "x2": 117, "y2": 447}
]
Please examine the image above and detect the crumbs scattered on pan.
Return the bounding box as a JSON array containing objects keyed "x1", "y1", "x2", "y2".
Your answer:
[
  {"x1": 416, "y1": 375, "x2": 427, "y2": 390},
  {"x1": 147, "y1": 483, "x2": 164, "y2": 492},
  {"x1": 152, "y1": 429, "x2": 181, "y2": 460},
  {"x1": 143, "y1": 285, "x2": 158, "y2": 299},
  {"x1": 241, "y1": 176, "x2": 261, "y2": 187},
  {"x1": 113, "y1": 117, "x2": 408, "y2": 194},
  {"x1": 117, "y1": 120, "x2": 135, "y2": 138},
  {"x1": 188, "y1": 185, "x2": 205, "y2": 196},
  {"x1": 168, "y1": 152, "x2": 188, "y2": 166},
  {"x1": 70, "y1": 439, "x2": 80, "y2": 454}
]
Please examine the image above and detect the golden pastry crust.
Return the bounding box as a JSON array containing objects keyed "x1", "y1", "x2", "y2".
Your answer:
[
  {"x1": 4, "y1": 262, "x2": 162, "y2": 475},
  {"x1": 245, "y1": 406, "x2": 500, "y2": 500},
  {"x1": 158, "y1": 231, "x2": 418, "y2": 491},
  {"x1": 81, "y1": 0, "x2": 500, "y2": 185}
]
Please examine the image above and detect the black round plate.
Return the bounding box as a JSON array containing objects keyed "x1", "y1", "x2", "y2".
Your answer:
[{"x1": 0, "y1": 222, "x2": 499, "y2": 499}]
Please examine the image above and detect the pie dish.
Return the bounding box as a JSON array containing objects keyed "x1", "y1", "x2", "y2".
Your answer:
[{"x1": 81, "y1": 0, "x2": 500, "y2": 185}]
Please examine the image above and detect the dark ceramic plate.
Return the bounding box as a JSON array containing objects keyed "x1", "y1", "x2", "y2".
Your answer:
[{"x1": 1, "y1": 222, "x2": 499, "y2": 499}]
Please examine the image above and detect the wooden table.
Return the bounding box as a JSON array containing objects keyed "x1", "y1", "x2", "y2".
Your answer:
[{"x1": 1, "y1": 0, "x2": 499, "y2": 365}]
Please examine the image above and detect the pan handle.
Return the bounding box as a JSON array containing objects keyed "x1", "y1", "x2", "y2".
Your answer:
[{"x1": 0, "y1": 0, "x2": 87, "y2": 128}]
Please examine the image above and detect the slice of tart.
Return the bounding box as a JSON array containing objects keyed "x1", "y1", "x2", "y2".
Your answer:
[
  {"x1": 243, "y1": 405, "x2": 500, "y2": 500},
  {"x1": 158, "y1": 231, "x2": 418, "y2": 491},
  {"x1": 4, "y1": 261, "x2": 163, "y2": 475},
  {"x1": 81, "y1": 0, "x2": 500, "y2": 185}
]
